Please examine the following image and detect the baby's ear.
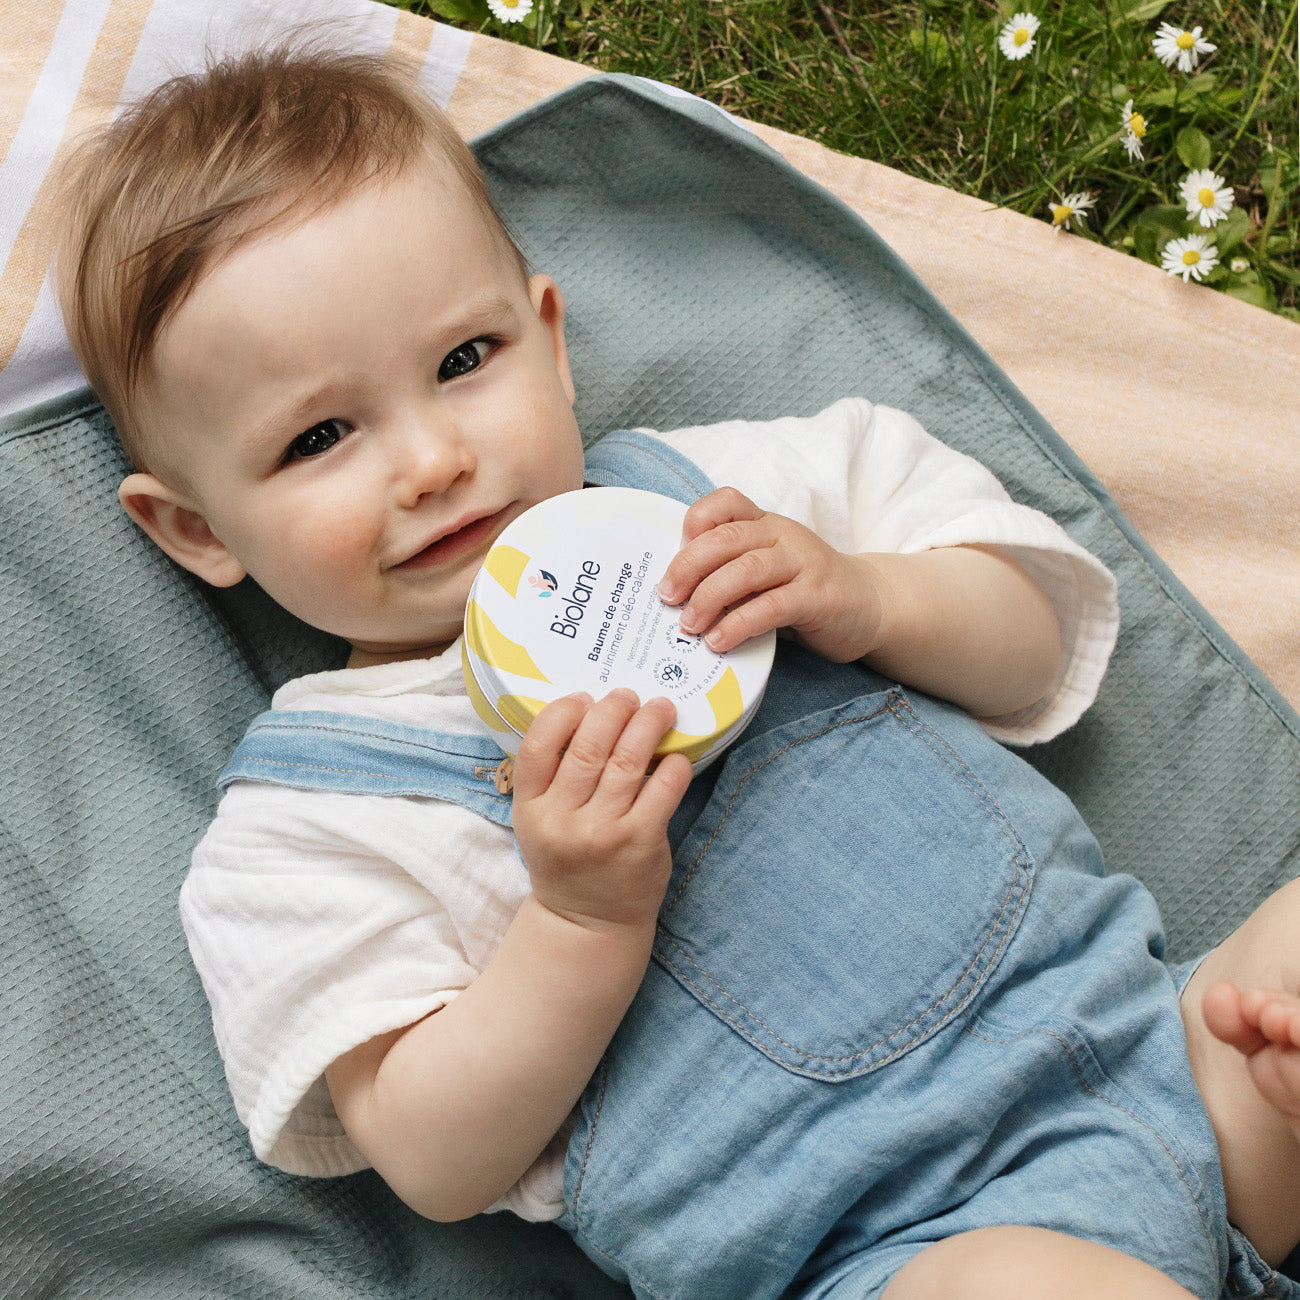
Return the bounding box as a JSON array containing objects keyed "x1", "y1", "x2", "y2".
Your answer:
[
  {"x1": 118, "y1": 473, "x2": 247, "y2": 588},
  {"x1": 528, "y1": 274, "x2": 575, "y2": 404}
]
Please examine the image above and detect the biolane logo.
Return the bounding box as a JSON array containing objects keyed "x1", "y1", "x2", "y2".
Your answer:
[{"x1": 527, "y1": 569, "x2": 558, "y2": 597}]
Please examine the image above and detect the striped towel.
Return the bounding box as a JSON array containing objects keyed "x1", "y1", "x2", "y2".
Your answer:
[{"x1": 4, "y1": 0, "x2": 1298, "y2": 710}]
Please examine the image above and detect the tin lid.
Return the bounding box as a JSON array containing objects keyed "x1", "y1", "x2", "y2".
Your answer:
[{"x1": 462, "y1": 487, "x2": 775, "y2": 765}]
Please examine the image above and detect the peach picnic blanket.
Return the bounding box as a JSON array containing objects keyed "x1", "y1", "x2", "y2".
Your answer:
[{"x1": 3, "y1": 0, "x2": 1297, "y2": 709}]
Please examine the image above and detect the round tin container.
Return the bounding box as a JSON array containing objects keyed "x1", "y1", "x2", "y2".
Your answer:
[{"x1": 462, "y1": 487, "x2": 775, "y2": 772}]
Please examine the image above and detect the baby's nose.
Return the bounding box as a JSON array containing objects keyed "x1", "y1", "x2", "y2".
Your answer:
[{"x1": 394, "y1": 424, "x2": 475, "y2": 507}]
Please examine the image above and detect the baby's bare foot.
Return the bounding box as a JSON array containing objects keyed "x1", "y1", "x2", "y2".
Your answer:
[{"x1": 1202, "y1": 980, "x2": 1300, "y2": 1126}]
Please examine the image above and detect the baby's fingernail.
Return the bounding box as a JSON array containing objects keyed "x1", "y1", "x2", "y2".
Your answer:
[
  {"x1": 705, "y1": 629, "x2": 724, "y2": 650},
  {"x1": 679, "y1": 606, "x2": 698, "y2": 631},
  {"x1": 567, "y1": 691, "x2": 594, "y2": 705},
  {"x1": 658, "y1": 580, "x2": 680, "y2": 604}
]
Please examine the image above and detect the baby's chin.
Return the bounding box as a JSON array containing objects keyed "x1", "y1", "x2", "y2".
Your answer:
[{"x1": 345, "y1": 640, "x2": 457, "y2": 670}]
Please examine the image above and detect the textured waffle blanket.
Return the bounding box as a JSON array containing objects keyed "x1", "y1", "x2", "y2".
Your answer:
[{"x1": 2, "y1": 1, "x2": 1298, "y2": 1296}]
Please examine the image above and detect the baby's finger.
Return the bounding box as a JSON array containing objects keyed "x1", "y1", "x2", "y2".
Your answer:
[
  {"x1": 696, "y1": 588, "x2": 795, "y2": 653},
  {"x1": 659, "y1": 491, "x2": 767, "y2": 605},
  {"x1": 679, "y1": 487, "x2": 764, "y2": 545},
  {"x1": 593, "y1": 696, "x2": 680, "y2": 806},
  {"x1": 633, "y1": 750, "x2": 694, "y2": 827},
  {"x1": 547, "y1": 688, "x2": 642, "y2": 806},
  {"x1": 512, "y1": 692, "x2": 593, "y2": 802},
  {"x1": 679, "y1": 546, "x2": 800, "y2": 640}
]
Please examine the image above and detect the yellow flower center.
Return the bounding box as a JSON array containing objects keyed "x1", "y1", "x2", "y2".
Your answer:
[
  {"x1": 1182, "y1": 248, "x2": 1201, "y2": 266},
  {"x1": 1176, "y1": 31, "x2": 1196, "y2": 49},
  {"x1": 1129, "y1": 113, "x2": 1146, "y2": 138},
  {"x1": 1197, "y1": 186, "x2": 1216, "y2": 207},
  {"x1": 1052, "y1": 204, "x2": 1072, "y2": 225},
  {"x1": 1014, "y1": 27, "x2": 1030, "y2": 45}
]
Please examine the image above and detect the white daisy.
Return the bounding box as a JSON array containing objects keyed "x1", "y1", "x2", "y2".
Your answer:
[
  {"x1": 487, "y1": 0, "x2": 533, "y2": 22},
  {"x1": 1230, "y1": 257, "x2": 1250, "y2": 274},
  {"x1": 1119, "y1": 99, "x2": 1147, "y2": 161},
  {"x1": 1179, "y1": 168, "x2": 1234, "y2": 227},
  {"x1": 1161, "y1": 233, "x2": 1219, "y2": 282},
  {"x1": 998, "y1": 12, "x2": 1040, "y2": 61},
  {"x1": 1048, "y1": 191, "x2": 1096, "y2": 233},
  {"x1": 1151, "y1": 22, "x2": 1216, "y2": 73}
]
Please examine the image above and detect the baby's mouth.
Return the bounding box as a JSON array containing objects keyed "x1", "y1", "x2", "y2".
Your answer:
[{"x1": 394, "y1": 506, "x2": 513, "y2": 571}]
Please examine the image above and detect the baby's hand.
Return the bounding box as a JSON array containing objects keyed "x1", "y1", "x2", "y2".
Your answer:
[
  {"x1": 658, "y1": 487, "x2": 884, "y2": 663},
  {"x1": 511, "y1": 690, "x2": 693, "y2": 932}
]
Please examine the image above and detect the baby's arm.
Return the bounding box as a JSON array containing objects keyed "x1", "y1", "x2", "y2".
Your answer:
[
  {"x1": 325, "y1": 691, "x2": 691, "y2": 1222},
  {"x1": 659, "y1": 487, "x2": 1061, "y2": 720}
]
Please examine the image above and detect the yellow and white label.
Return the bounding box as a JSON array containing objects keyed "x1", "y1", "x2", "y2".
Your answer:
[{"x1": 462, "y1": 487, "x2": 774, "y2": 768}]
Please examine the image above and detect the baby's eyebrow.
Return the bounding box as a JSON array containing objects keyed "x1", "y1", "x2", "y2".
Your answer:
[
  {"x1": 246, "y1": 385, "x2": 352, "y2": 451},
  {"x1": 443, "y1": 290, "x2": 518, "y2": 334}
]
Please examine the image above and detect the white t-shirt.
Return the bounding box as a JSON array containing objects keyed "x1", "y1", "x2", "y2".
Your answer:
[{"x1": 181, "y1": 398, "x2": 1119, "y2": 1220}]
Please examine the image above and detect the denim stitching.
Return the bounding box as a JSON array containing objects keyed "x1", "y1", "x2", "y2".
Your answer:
[
  {"x1": 591, "y1": 432, "x2": 709, "y2": 501},
  {"x1": 571, "y1": 1057, "x2": 608, "y2": 1225},
  {"x1": 963, "y1": 1021, "x2": 1218, "y2": 1267},
  {"x1": 656, "y1": 693, "x2": 1033, "y2": 1068},
  {"x1": 664, "y1": 698, "x2": 896, "y2": 911},
  {"x1": 227, "y1": 756, "x2": 505, "y2": 805},
  {"x1": 656, "y1": 861, "x2": 1029, "y2": 1076},
  {"x1": 569, "y1": 1059, "x2": 707, "y2": 1300},
  {"x1": 246, "y1": 719, "x2": 498, "y2": 761}
]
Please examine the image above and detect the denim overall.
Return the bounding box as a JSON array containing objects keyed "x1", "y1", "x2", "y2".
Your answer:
[{"x1": 221, "y1": 432, "x2": 1247, "y2": 1300}]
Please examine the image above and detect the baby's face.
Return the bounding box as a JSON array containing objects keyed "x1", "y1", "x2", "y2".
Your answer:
[{"x1": 139, "y1": 157, "x2": 585, "y2": 664}]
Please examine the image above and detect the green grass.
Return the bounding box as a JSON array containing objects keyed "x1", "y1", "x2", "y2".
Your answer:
[{"x1": 390, "y1": 0, "x2": 1299, "y2": 318}]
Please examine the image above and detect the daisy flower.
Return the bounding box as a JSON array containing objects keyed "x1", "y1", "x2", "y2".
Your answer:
[
  {"x1": 1179, "y1": 168, "x2": 1234, "y2": 227},
  {"x1": 1119, "y1": 99, "x2": 1146, "y2": 161},
  {"x1": 1048, "y1": 191, "x2": 1096, "y2": 233},
  {"x1": 1151, "y1": 22, "x2": 1216, "y2": 73},
  {"x1": 1161, "y1": 233, "x2": 1219, "y2": 282},
  {"x1": 998, "y1": 13, "x2": 1040, "y2": 61},
  {"x1": 487, "y1": 0, "x2": 533, "y2": 22}
]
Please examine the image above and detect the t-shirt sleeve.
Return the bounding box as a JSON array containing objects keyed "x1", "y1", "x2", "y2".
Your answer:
[
  {"x1": 650, "y1": 397, "x2": 1119, "y2": 745},
  {"x1": 180, "y1": 781, "x2": 524, "y2": 1177}
]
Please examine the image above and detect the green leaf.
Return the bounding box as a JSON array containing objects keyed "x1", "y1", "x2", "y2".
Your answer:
[
  {"x1": 1137, "y1": 204, "x2": 1188, "y2": 232},
  {"x1": 1148, "y1": 72, "x2": 1218, "y2": 107},
  {"x1": 1259, "y1": 155, "x2": 1299, "y2": 201},
  {"x1": 907, "y1": 28, "x2": 951, "y2": 65},
  {"x1": 427, "y1": 0, "x2": 485, "y2": 20},
  {"x1": 1176, "y1": 126, "x2": 1212, "y2": 171},
  {"x1": 1224, "y1": 282, "x2": 1275, "y2": 309},
  {"x1": 1133, "y1": 223, "x2": 1161, "y2": 263},
  {"x1": 1110, "y1": 0, "x2": 1172, "y2": 20},
  {"x1": 1212, "y1": 207, "x2": 1251, "y2": 256}
]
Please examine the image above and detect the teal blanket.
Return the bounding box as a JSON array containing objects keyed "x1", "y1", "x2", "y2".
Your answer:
[{"x1": 2, "y1": 75, "x2": 1296, "y2": 1297}]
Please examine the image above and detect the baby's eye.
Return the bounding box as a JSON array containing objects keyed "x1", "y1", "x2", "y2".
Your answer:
[
  {"x1": 288, "y1": 418, "x2": 349, "y2": 461},
  {"x1": 438, "y1": 339, "x2": 491, "y2": 381}
]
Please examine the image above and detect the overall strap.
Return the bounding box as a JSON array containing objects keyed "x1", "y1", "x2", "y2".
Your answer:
[
  {"x1": 217, "y1": 710, "x2": 516, "y2": 827},
  {"x1": 583, "y1": 429, "x2": 716, "y2": 503}
]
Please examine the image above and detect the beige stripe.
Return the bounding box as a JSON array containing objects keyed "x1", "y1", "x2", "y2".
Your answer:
[
  {"x1": 0, "y1": 0, "x2": 70, "y2": 170},
  {"x1": 0, "y1": 0, "x2": 157, "y2": 375},
  {"x1": 384, "y1": 7, "x2": 436, "y2": 75},
  {"x1": 444, "y1": 29, "x2": 590, "y2": 140}
]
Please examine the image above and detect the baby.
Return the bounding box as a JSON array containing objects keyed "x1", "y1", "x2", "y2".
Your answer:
[{"x1": 57, "y1": 46, "x2": 1300, "y2": 1300}]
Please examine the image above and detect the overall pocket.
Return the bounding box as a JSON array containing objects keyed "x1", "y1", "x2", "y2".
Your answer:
[{"x1": 653, "y1": 688, "x2": 1035, "y2": 1080}]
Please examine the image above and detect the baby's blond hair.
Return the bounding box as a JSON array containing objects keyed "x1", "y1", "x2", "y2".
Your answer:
[{"x1": 56, "y1": 46, "x2": 525, "y2": 472}]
